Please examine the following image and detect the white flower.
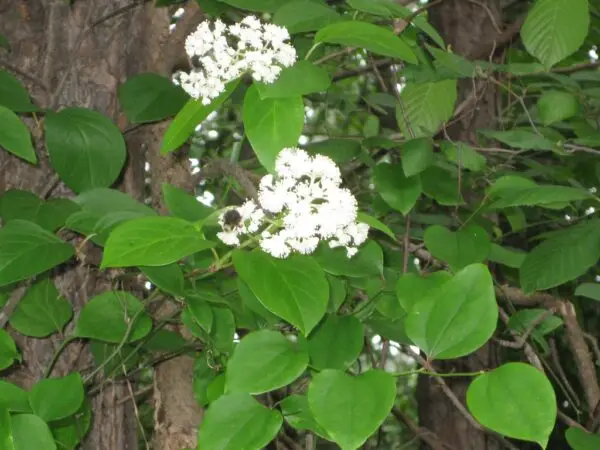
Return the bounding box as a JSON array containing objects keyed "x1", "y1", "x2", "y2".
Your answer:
[
  {"x1": 260, "y1": 231, "x2": 291, "y2": 259},
  {"x1": 175, "y1": 18, "x2": 296, "y2": 104}
]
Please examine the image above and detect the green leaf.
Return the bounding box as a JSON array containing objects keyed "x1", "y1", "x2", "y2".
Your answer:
[
  {"x1": 0, "y1": 220, "x2": 74, "y2": 287},
  {"x1": 0, "y1": 105, "x2": 36, "y2": 163},
  {"x1": 118, "y1": 73, "x2": 189, "y2": 123},
  {"x1": 182, "y1": 296, "x2": 214, "y2": 335},
  {"x1": 10, "y1": 414, "x2": 56, "y2": 450},
  {"x1": 508, "y1": 309, "x2": 563, "y2": 337},
  {"x1": 421, "y1": 166, "x2": 464, "y2": 205},
  {"x1": 406, "y1": 264, "x2": 498, "y2": 359},
  {"x1": 50, "y1": 400, "x2": 92, "y2": 450},
  {"x1": 520, "y1": 219, "x2": 600, "y2": 293},
  {"x1": 424, "y1": 225, "x2": 491, "y2": 272},
  {"x1": 273, "y1": 0, "x2": 341, "y2": 34},
  {"x1": 396, "y1": 271, "x2": 452, "y2": 312},
  {"x1": 9, "y1": 278, "x2": 72, "y2": 338},
  {"x1": 209, "y1": 306, "x2": 236, "y2": 353},
  {"x1": 397, "y1": 80, "x2": 457, "y2": 136},
  {"x1": 101, "y1": 216, "x2": 214, "y2": 268},
  {"x1": 314, "y1": 240, "x2": 384, "y2": 278},
  {"x1": 217, "y1": 0, "x2": 286, "y2": 12},
  {"x1": 467, "y1": 363, "x2": 556, "y2": 448},
  {"x1": 233, "y1": 251, "x2": 328, "y2": 335},
  {"x1": 0, "y1": 34, "x2": 9, "y2": 50},
  {"x1": 306, "y1": 139, "x2": 361, "y2": 164},
  {"x1": 401, "y1": 137, "x2": 434, "y2": 177},
  {"x1": 521, "y1": 0, "x2": 589, "y2": 68},
  {"x1": 575, "y1": 283, "x2": 600, "y2": 301},
  {"x1": 30, "y1": 373, "x2": 84, "y2": 422},
  {"x1": 440, "y1": 141, "x2": 486, "y2": 172},
  {"x1": 427, "y1": 45, "x2": 477, "y2": 77},
  {"x1": 478, "y1": 128, "x2": 556, "y2": 150},
  {"x1": 0, "y1": 71, "x2": 38, "y2": 112},
  {"x1": 143, "y1": 329, "x2": 187, "y2": 353},
  {"x1": 162, "y1": 184, "x2": 213, "y2": 222},
  {"x1": 197, "y1": 393, "x2": 282, "y2": 449},
  {"x1": 308, "y1": 369, "x2": 396, "y2": 450},
  {"x1": 307, "y1": 315, "x2": 363, "y2": 370},
  {"x1": 243, "y1": 84, "x2": 304, "y2": 172},
  {"x1": 140, "y1": 264, "x2": 185, "y2": 296},
  {"x1": 45, "y1": 108, "x2": 127, "y2": 192},
  {"x1": 372, "y1": 163, "x2": 421, "y2": 215},
  {"x1": 315, "y1": 21, "x2": 417, "y2": 62},
  {"x1": 488, "y1": 244, "x2": 527, "y2": 269},
  {"x1": 237, "y1": 279, "x2": 280, "y2": 325},
  {"x1": 0, "y1": 381, "x2": 30, "y2": 413},
  {"x1": 161, "y1": 78, "x2": 240, "y2": 154},
  {"x1": 357, "y1": 212, "x2": 395, "y2": 241},
  {"x1": 206, "y1": 374, "x2": 226, "y2": 403},
  {"x1": 280, "y1": 395, "x2": 329, "y2": 439},
  {"x1": 193, "y1": 356, "x2": 218, "y2": 407},
  {"x1": 537, "y1": 90, "x2": 579, "y2": 125},
  {"x1": 255, "y1": 61, "x2": 331, "y2": 98},
  {"x1": 74, "y1": 291, "x2": 152, "y2": 343},
  {"x1": 566, "y1": 427, "x2": 600, "y2": 450},
  {"x1": 0, "y1": 407, "x2": 13, "y2": 450},
  {"x1": 89, "y1": 341, "x2": 140, "y2": 377},
  {"x1": 226, "y1": 330, "x2": 308, "y2": 394},
  {"x1": 0, "y1": 329, "x2": 19, "y2": 370}
]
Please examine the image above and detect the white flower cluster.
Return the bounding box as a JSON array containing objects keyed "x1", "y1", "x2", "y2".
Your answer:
[
  {"x1": 173, "y1": 16, "x2": 296, "y2": 105},
  {"x1": 217, "y1": 148, "x2": 369, "y2": 259}
]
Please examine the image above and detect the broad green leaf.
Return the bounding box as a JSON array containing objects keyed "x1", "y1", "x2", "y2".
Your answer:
[
  {"x1": 537, "y1": 90, "x2": 579, "y2": 125},
  {"x1": 566, "y1": 427, "x2": 600, "y2": 449},
  {"x1": 0, "y1": 71, "x2": 37, "y2": 112},
  {"x1": 161, "y1": 78, "x2": 240, "y2": 154},
  {"x1": 101, "y1": 216, "x2": 214, "y2": 268},
  {"x1": 0, "y1": 105, "x2": 36, "y2": 163},
  {"x1": 521, "y1": 0, "x2": 589, "y2": 68},
  {"x1": 218, "y1": 0, "x2": 286, "y2": 12},
  {"x1": 74, "y1": 188, "x2": 155, "y2": 216},
  {"x1": 30, "y1": 373, "x2": 84, "y2": 422},
  {"x1": 162, "y1": 184, "x2": 213, "y2": 222},
  {"x1": 488, "y1": 244, "x2": 527, "y2": 269},
  {"x1": 421, "y1": 166, "x2": 464, "y2": 205},
  {"x1": 401, "y1": 137, "x2": 434, "y2": 177},
  {"x1": 9, "y1": 278, "x2": 72, "y2": 338},
  {"x1": 197, "y1": 393, "x2": 282, "y2": 449},
  {"x1": 575, "y1": 283, "x2": 600, "y2": 301},
  {"x1": 237, "y1": 279, "x2": 280, "y2": 325},
  {"x1": 315, "y1": 21, "x2": 417, "y2": 62},
  {"x1": 314, "y1": 240, "x2": 384, "y2": 278},
  {"x1": 45, "y1": 108, "x2": 126, "y2": 193},
  {"x1": 182, "y1": 296, "x2": 214, "y2": 336},
  {"x1": 507, "y1": 309, "x2": 563, "y2": 337},
  {"x1": 396, "y1": 271, "x2": 452, "y2": 312},
  {"x1": 243, "y1": 84, "x2": 304, "y2": 172},
  {"x1": 306, "y1": 139, "x2": 361, "y2": 164},
  {"x1": 89, "y1": 341, "x2": 140, "y2": 377},
  {"x1": 142, "y1": 329, "x2": 187, "y2": 353},
  {"x1": 209, "y1": 306, "x2": 236, "y2": 353},
  {"x1": 467, "y1": 363, "x2": 556, "y2": 448},
  {"x1": 0, "y1": 381, "x2": 30, "y2": 413},
  {"x1": 118, "y1": 73, "x2": 189, "y2": 123},
  {"x1": 440, "y1": 141, "x2": 486, "y2": 172},
  {"x1": 0, "y1": 407, "x2": 13, "y2": 450},
  {"x1": 74, "y1": 291, "x2": 152, "y2": 343},
  {"x1": 233, "y1": 251, "x2": 328, "y2": 335},
  {"x1": 226, "y1": 330, "x2": 308, "y2": 394},
  {"x1": 308, "y1": 369, "x2": 396, "y2": 450},
  {"x1": 280, "y1": 395, "x2": 329, "y2": 439},
  {"x1": 50, "y1": 400, "x2": 92, "y2": 450},
  {"x1": 255, "y1": 61, "x2": 331, "y2": 98},
  {"x1": 372, "y1": 163, "x2": 421, "y2": 215},
  {"x1": 0, "y1": 329, "x2": 19, "y2": 370},
  {"x1": 406, "y1": 264, "x2": 498, "y2": 359},
  {"x1": 424, "y1": 225, "x2": 491, "y2": 272},
  {"x1": 427, "y1": 45, "x2": 477, "y2": 77},
  {"x1": 307, "y1": 315, "x2": 363, "y2": 370},
  {"x1": 0, "y1": 220, "x2": 74, "y2": 287},
  {"x1": 357, "y1": 212, "x2": 395, "y2": 241},
  {"x1": 193, "y1": 356, "x2": 218, "y2": 407},
  {"x1": 273, "y1": 0, "x2": 341, "y2": 34},
  {"x1": 140, "y1": 264, "x2": 185, "y2": 296},
  {"x1": 478, "y1": 128, "x2": 556, "y2": 150},
  {"x1": 520, "y1": 219, "x2": 600, "y2": 293},
  {"x1": 366, "y1": 312, "x2": 412, "y2": 344},
  {"x1": 397, "y1": 80, "x2": 457, "y2": 136},
  {"x1": 206, "y1": 374, "x2": 226, "y2": 404},
  {"x1": 10, "y1": 414, "x2": 56, "y2": 450}
]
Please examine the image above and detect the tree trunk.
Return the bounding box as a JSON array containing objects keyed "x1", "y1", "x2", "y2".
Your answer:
[
  {"x1": 0, "y1": 1, "x2": 202, "y2": 448},
  {"x1": 417, "y1": 2, "x2": 504, "y2": 449}
]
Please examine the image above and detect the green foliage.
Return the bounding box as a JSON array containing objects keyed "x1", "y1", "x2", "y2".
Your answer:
[
  {"x1": 423, "y1": 225, "x2": 491, "y2": 272},
  {"x1": 537, "y1": 90, "x2": 579, "y2": 125},
  {"x1": 313, "y1": 241, "x2": 384, "y2": 278},
  {"x1": 566, "y1": 427, "x2": 600, "y2": 449},
  {"x1": 0, "y1": 381, "x2": 30, "y2": 413},
  {"x1": 575, "y1": 283, "x2": 600, "y2": 301},
  {"x1": 372, "y1": 163, "x2": 421, "y2": 215},
  {"x1": 0, "y1": 71, "x2": 38, "y2": 112},
  {"x1": 9, "y1": 414, "x2": 56, "y2": 450},
  {"x1": 0, "y1": 329, "x2": 20, "y2": 370},
  {"x1": 307, "y1": 315, "x2": 364, "y2": 370},
  {"x1": 401, "y1": 137, "x2": 434, "y2": 177},
  {"x1": 0, "y1": 105, "x2": 36, "y2": 163},
  {"x1": 30, "y1": 373, "x2": 84, "y2": 422},
  {"x1": 255, "y1": 61, "x2": 331, "y2": 98},
  {"x1": 273, "y1": 1, "x2": 341, "y2": 34}
]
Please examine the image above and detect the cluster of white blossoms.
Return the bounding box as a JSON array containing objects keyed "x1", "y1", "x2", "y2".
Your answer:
[
  {"x1": 217, "y1": 148, "x2": 370, "y2": 259},
  {"x1": 173, "y1": 16, "x2": 296, "y2": 105}
]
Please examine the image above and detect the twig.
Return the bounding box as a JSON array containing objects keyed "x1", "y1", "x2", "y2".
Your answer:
[
  {"x1": 391, "y1": 407, "x2": 449, "y2": 450},
  {"x1": 90, "y1": 0, "x2": 150, "y2": 28},
  {"x1": 496, "y1": 307, "x2": 544, "y2": 371},
  {"x1": 495, "y1": 308, "x2": 555, "y2": 349},
  {"x1": 195, "y1": 158, "x2": 260, "y2": 201}
]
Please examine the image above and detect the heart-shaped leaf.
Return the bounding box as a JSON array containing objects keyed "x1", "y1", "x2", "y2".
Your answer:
[
  {"x1": 0, "y1": 105, "x2": 36, "y2": 163},
  {"x1": 226, "y1": 330, "x2": 308, "y2": 394},
  {"x1": 401, "y1": 137, "x2": 434, "y2": 177},
  {"x1": 308, "y1": 369, "x2": 396, "y2": 450},
  {"x1": 0, "y1": 381, "x2": 30, "y2": 413},
  {"x1": 406, "y1": 264, "x2": 498, "y2": 359},
  {"x1": 372, "y1": 163, "x2": 422, "y2": 216},
  {"x1": 396, "y1": 271, "x2": 452, "y2": 312},
  {"x1": 313, "y1": 241, "x2": 384, "y2": 278},
  {"x1": 467, "y1": 363, "x2": 557, "y2": 448},
  {"x1": 233, "y1": 251, "x2": 328, "y2": 335},
  {"x1": 101, "y1": 216, "x2": 214, "y2": 268},
  {"x1": 424, "y1": 225, "x2": 491, "y2": 271},
  {"x1": 30, "y1": 373, "x2": 84, "y2": 422},
  {"x1": 307, "y1": 315, "x2": 363, "y2": 370},
  {"x1": 10, "y1": 414, "x2": 56, "y2": 450},
  {"x1": 280, "y1": 395, "x2": 330, "y2": 439},
  {"x1": 197, "y1": 393, "x2": 282, "y2": 450}
]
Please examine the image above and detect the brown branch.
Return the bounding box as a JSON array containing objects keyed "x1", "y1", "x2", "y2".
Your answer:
[
  {"x1": 195, "y1": 159, "x2": 261, "y2": 201},
  {"x1": 391, "y1": 407, "x2": 450, "y2": 450},
  {"x1": 496, "y1": 307, "x2": 544, "y2": 371}
]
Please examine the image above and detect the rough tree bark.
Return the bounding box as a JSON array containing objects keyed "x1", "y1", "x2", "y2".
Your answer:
[
  {"x1": 0, "y1": 1, "x2": 202, "y2": 448},
  {"x1": 417, "y1": 1, "x2": 505, "y2": 450}
]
